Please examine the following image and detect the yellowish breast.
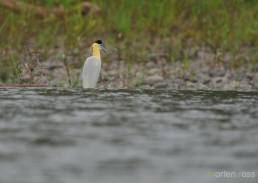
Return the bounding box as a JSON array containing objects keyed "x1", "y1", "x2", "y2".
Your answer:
[{"x1": 91, "y1": 43, "x2": 101, "y2": 60}]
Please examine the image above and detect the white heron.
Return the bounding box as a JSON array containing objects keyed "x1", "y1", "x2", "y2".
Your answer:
[{"x1": 82, "y1": 40, "x2": 106, "y2": 89}]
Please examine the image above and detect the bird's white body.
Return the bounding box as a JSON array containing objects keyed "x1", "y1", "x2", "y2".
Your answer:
[{"x1": 82, "y1": 56, "x2": 101, "y2": 88}]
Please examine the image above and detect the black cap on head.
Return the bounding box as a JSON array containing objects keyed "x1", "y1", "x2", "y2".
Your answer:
[{"x1": 95, "y1": 40, "x2": 103, "y2": 45}]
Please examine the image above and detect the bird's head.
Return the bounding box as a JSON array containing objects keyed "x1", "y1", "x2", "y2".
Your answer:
[
  {"x1": 90, "y1": 40, "x2": 106, "y2": 59},
  {"x1": 91, "y1": 40, "x2": 106, "y2": 53}
]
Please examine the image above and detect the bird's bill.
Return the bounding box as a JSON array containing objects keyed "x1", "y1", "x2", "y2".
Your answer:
[{"x1": 100, "y1": 45, "x2": 107, "y2": 53}]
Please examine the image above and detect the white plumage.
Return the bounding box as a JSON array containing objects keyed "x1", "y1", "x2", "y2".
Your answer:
[
  {"x1": 82, "y1": 56, "x2": 101, "y2": 88},
  {"x1": 81, "y1": 40, "x2": 105, "y2": 89}
]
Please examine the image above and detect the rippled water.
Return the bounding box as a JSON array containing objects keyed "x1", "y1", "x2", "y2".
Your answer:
[{"x1": 0, "y1": 88, "x2": 257, "y2": 183}]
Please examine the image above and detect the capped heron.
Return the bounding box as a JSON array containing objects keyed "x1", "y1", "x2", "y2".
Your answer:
[{"x1": 82, "y1": 40, "x2": 106, "y2": 88}]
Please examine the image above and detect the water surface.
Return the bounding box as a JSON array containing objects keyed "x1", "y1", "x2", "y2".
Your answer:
[{"x1": 0, "y1": 88, "x2": 257, "y2": 183}]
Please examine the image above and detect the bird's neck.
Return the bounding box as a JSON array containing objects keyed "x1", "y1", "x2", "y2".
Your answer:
[{"x1": 92, "y1": 46, "x2": 101, "y2": 60}]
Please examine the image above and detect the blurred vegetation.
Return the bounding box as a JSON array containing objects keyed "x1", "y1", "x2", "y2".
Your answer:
[{"x1": 0, "y1": 0, "x2": 258, "y2": 83}]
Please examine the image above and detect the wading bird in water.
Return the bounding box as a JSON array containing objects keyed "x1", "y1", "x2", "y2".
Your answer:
[{"x1": 82, "y1": 40, "x2": 106, "y2": 88}]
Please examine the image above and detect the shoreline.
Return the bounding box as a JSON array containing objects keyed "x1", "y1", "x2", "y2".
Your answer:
[
  {"x1": 1, "y1": 61, "x2": 257, "y2": 91},
  {"x1": 1, "y1": 44, "x2": 257, "y2": 91}
]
